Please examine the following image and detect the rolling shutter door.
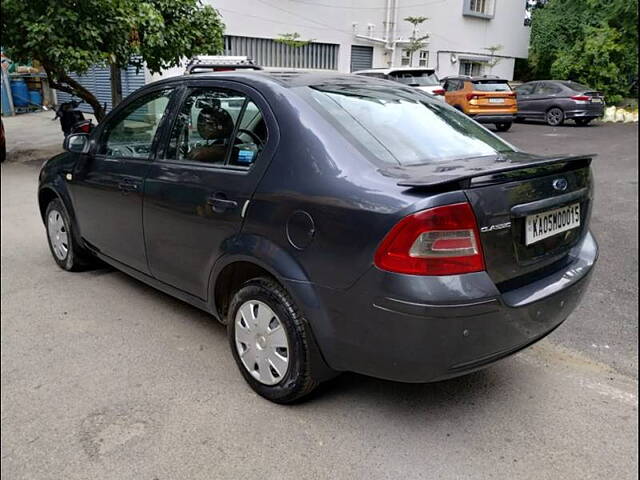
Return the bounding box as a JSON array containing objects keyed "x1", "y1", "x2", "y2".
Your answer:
[
  {"x1": 350, "y1": 45, "x2": 373, "y2": 72},
  {"x1": 224, "y1": 36, "x2": 339, "y2": 70},
  {"x1": 55, "y1": 64, "x2": 146, "y2": 114}
]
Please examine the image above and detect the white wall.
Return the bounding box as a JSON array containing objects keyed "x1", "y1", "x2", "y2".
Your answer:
[{"x1": 152, "y1": 0, "x2": 530, "y2": 81}]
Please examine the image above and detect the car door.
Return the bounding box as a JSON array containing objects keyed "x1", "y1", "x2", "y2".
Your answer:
[
  {"x1": 530, "y1": 82, "x2": 563, "y2": 118},
  {"x1": 70, "y1": 87, "x2": 177, "y2": 273},
  {"x1": 514, "y1": 82, "x2": 537, "y2": 116},
  {"x1": 143, "y1": 81, "x2": 277, "y2": 299}
]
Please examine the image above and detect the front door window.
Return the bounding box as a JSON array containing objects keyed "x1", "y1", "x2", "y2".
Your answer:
[{"x1": 100, "y1": 88, "x2": 174, "y2": 159}]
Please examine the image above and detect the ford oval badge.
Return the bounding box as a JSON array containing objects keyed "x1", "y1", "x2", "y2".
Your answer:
[{"x1": 553, "y1": 178, "x2": 568, "y2": 191}]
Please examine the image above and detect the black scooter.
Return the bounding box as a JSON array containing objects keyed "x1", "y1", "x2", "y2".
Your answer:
[{"x1": 53, "y1": 99, "x2": 94, "y2": 137}]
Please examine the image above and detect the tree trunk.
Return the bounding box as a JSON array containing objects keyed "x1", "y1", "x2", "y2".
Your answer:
[
  {"x1": 42, "y1": 60, "x2": 106, "y2": 122},
  {"x1": 110, "y1": 63, "x2": 123, "y2": 108}
]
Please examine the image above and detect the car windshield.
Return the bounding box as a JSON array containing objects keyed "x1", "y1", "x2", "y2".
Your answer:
[
  {"x1": 472, "y1": 81, "x2": 512, "y2": 92},
  {"x1": 389, "y1": 70, "x2": 440, "y2": 86},
  {"x1": 303, "y1": 84, "x2": 515, "y2": 166}
]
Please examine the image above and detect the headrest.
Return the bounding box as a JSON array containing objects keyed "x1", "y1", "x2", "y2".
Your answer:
[{"x1": 197, "y1": 105, "x2": 234, "y2": 141}]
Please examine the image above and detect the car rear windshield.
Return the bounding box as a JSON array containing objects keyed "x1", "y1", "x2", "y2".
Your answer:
[
  {"x1": 303, "y1": 84, "x2": 515, "y2": 166},
  {"x1": 389, "y1": 70, "x2": 440, "y2": 86},
  {"x1": 472, "y1": 80, "x2": 512, "y2": 92}
]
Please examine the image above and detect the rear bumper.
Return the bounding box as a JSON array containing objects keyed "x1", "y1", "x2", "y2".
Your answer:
[
  {"x1": 293, "y1": 231, "x2": 598, "y2": 383},
  {"x1": 470, "y1": 114, "x2": 516, "y2": 124},
  {"x1": 564, "y1": 107, "x2": 604, "y2": 119}
]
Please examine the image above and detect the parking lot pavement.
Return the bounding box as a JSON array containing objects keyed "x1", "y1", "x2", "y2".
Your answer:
[
  {"x1": 494, "y1": 121, "x2": 638, "y2": 378},
  {"x1": 1, "y1": 122, "x2": 637, "y2": 479}
]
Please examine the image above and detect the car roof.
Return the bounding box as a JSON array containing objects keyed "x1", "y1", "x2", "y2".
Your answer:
[
  {"x1": 353, "y1": 67, "x2": 436, "y2": 74},
  {"x1": 443, "y1": 75, "x2": 508, "y2": 82},
  {"x1": 146, "y1": 69, "x2": 392, "y2": 90}
]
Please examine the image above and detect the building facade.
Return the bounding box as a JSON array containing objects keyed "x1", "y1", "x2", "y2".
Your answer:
[
  {"x1": 60, "y1": 0, "x2": 531, "y2": 112},
  {"x1": 155, "y1": 0, "x2": 530, "y2": 80}
]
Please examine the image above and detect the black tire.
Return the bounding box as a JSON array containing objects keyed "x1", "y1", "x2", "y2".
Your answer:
[
  {"x1": 575, "y1": 118, "x2": 592, "y2": 126},
  {"x1": 228, "y1": 277, "x2": 319, "y2": 403},
  {"x1": 546, "y1": 107, "x2": 565, "y2": 126},
  {"x1": 44, "y1": 199, "x2": 92, "y2": 271},
  {"x1": 495, "y1": 122, "x2": 512, "y2": 132}
]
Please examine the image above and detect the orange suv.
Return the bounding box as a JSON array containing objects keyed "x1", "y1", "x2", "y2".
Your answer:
[{"x1": 441, "y1": 76, "x2": 517, "y2": 131}]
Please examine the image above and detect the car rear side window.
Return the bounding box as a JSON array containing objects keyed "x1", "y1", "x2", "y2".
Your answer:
[
  {"x1": 472, "y1": 81, "x2": 512, "y2": 92},
  {"x1": 164, "y1": 87, "x2": 266, "y2": 168},
  {"x1": 305, "y1": 84, "x2": 515, "y2": 166},
  {"x1": 389, "y1": 70, "x2": 440, "y2": 86}
]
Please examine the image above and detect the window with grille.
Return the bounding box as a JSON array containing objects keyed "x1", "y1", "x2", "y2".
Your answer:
[
  {"x1": 459, "y1": 61, "x2": 484, "y2": 76},
  {"x1": 224, "y1": 36, "x2": 338, "y2": 70},
  {"x1": 401, "y1": 49, "x2": 411, "y2": 66},
  {"x1": 463, "y1": 0, "x2": 495, "y2": 18},
  {"x1": 418, "y1": 50, "x2": 429, "y2": 67}
]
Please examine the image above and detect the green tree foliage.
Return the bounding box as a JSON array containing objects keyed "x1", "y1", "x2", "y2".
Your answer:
[
  {"x1": 1, "y1": 0, "x2": 225, "y2": 120},
  {"x1": 529, "y1": 0, "x2": 638, "y2": 103},
  {"x1": 275, "y1": 33, "x2": 314, "y2": 48}
]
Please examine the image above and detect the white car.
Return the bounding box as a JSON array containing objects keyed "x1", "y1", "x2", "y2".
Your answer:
[{"x1": 353, "y1": 67, "x2": 445, "y2": 99}]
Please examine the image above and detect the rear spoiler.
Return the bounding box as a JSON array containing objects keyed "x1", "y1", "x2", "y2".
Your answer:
[{"x1": 391, "y1": 154, "x2": 596, "y2": 190}]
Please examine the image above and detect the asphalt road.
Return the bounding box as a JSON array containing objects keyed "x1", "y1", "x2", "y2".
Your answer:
[{"x1": 1, "y1": 121, "x2": 637, "y2": 479}]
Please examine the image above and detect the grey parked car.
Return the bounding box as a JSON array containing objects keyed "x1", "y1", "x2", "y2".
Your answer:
[
  {"x1": 515, "y1": 80, "x2": 605, "y2": 126},
  {"x1": 38, "y1": 71, "x2": 598, "y2": 403}
]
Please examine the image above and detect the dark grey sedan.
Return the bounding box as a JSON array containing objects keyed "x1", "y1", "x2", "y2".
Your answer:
[
  {"x1": 515, "y1": 80, "x2": 605, "y2": 126},
  {"x1": 38, "y1": 71, "x2": 598, "y2": 403}
]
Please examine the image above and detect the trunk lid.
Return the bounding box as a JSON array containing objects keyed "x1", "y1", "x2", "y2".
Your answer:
[{"x1": 383, "y1": 152, "x2": 594, "y2": 286}]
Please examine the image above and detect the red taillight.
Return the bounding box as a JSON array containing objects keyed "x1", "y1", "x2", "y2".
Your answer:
[
  {"x1": 571, "y1": 95, "x2": 590, "y2": 101},
  {"x1": 79, "y1": 123, "x2": 91, "y2": 133},
  {"x1": 374, "y1": 203, "x2": 485, "y2": 276},
  {"x1": 432, "y1": 88, "x2": 445, "y2": 96}
]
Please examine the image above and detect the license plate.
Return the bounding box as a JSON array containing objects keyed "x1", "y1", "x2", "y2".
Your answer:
[
  {"x1": 525, "y1": 203, "x2": 581, "y2": 245},
  {"x1": 591, "y1": 98, "x2": 602, "y2": 103},
  {"x1": 489, "y1": 98, "x2": 505, "y2": 104}
]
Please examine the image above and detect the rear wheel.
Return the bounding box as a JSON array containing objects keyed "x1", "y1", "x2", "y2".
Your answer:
[
  {"x1": 228, "y1": 277, "x2": 320, "y2": 403},
  {"x1": 494, "y1": 122, "x2": 512, "y2": 132},
  {"x1": 45, "y1": 199, "x2": 92, "y2": 271},
  {"x1": 546, "y1": 107, "x2": 565, "y2": 126},
  {"x1": 574, "y1": 118, "x2": 592, "y2": 126}
]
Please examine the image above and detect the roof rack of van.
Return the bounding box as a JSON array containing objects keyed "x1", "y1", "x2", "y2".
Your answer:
[{"x1": 184, "y1": 56, "x2": 263, "y2": 74}]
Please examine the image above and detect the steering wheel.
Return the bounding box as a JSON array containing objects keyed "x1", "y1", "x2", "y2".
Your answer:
[{"x1": 237, "y1": 128, "x2": 263, "y2": 147}]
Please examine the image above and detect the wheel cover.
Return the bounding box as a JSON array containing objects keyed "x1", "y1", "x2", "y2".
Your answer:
[
  {"x1": 47, "y1": 209, "x2": 69, "y2": 260},
  {"x1": 548, "y1": 108, "x2": 563, "y2": 125},
  {"x1": 234, "y1": 300, "x2": 290, "y2": 386}
]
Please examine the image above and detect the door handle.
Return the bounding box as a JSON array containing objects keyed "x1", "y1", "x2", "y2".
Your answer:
[
  {"x1": 207, "y1": 194, "x2": 238, "y2": 213},
  {"x1": 118, "y1": 178, "x2": 141, "y2": 193}
]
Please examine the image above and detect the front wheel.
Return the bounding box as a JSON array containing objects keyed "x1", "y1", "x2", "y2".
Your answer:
[
  {"x1": 495, "y1": 122, "x2": 512, "y2": 132},
  {"x1": 45, "y1": 199, "x2": 91, "y2": 271},
  {"x1": 575, "y1": 118, "x2": 592, "y2": 126},
  {"x1": 228, "y1": 277, "x2": 320, "y2": 403},
  {"x1": 546, "y1": 107, "x2": 565, "y2": 126}
]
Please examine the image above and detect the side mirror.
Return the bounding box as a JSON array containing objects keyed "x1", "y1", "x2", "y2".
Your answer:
[{"x1": 63, "y1": 133, "x2": 90, "y2": 153}]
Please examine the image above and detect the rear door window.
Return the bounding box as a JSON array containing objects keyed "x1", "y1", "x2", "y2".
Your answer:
[
  {"x1": 164, "y1": 87, "x2": 266, "y2": 168},
  {"x1": 535, "y1": 82, "x2": 562, "y2": 95},
  {"x1": 304, "y1": 84, "x2": 515, "y2": 166}
]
